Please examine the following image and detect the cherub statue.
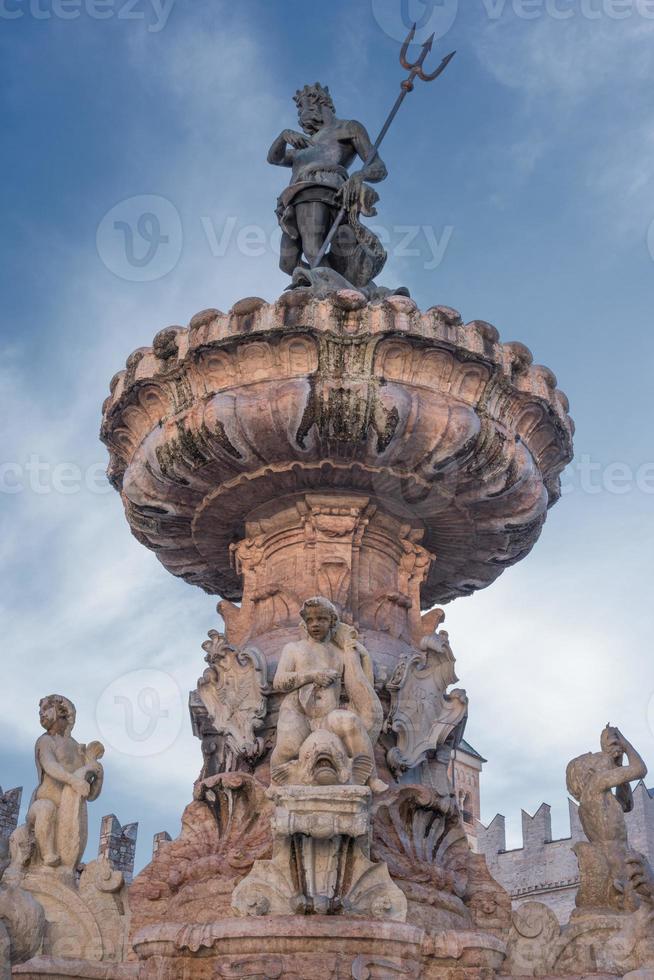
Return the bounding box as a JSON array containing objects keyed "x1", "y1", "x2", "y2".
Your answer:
[
  {"x1": 270, "y1": 596, "x2": 387, "y2": 793},
  {"x1": 566, "y1": 725, "x2": 650, "y2": 913},
  {"x1": 9, "y1": 695, "x2": 104, "y2": 876},
  {"x1": 268, "y1": 82, "x2": 388, "y2": 290}
]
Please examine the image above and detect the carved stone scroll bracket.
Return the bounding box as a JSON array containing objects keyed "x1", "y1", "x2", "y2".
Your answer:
[
  {"x1": 9, "y1": 858, "x2": 128, "y2": 962},
  {"x1": 231, "y1": 785, "x2": 407, "y2": 922},
  {"x1": 503, "y1": 899, "x2": 654, "y2": 976},
  {"x1": 190, "y1": 631, "x2": 269, "y2": 776},
  {"x1": 385, "y1": 629, "x2": 468, "y2": 777},
  {"x1": 0, "y1": 880, "x2": 45, "y2": 975},
  {"x1": 504, "y1": 901, "x2": 562, "y2": 975}
]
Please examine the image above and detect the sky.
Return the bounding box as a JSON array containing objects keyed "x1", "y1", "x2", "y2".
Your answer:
[{"x1": 1, "y1": 0, "x2": 653, "y2": 873}]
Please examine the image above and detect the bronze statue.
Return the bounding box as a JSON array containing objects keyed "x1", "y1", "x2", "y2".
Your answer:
[
  {"x1": 268, "y1": 29, "x2": 455, "y2": 296},
  {"x1": 268, "y1": 83, "x2": 388, "y2": 289}
]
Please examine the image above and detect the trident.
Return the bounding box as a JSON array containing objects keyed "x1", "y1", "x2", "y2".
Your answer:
[{"x1": 310, "y1": 25, "x2": 456, "y2": 270}]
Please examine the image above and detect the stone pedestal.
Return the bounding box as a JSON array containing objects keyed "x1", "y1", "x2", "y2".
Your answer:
[{"x1": 232, "y1": 785, "x2": 406, "y2": 920}]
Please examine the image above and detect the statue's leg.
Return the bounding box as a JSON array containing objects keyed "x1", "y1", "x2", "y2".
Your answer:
[
  {"x1": 29, "y1": 799, "x2": 59, "y2": 866},
  {"x1": 326, "y1": 710, "x2": 388, "y2": 793},
  {"x1": 271, "y1": 708, "x2": 311, "y2": 782},
  {"x1": 279, "y1": 230, "x2": 302, "y2": 276},
  {"x1": 328, "y1": 221, "x2": 358, "y2": 280},
  {"x1": 295, "y1": 202, "x2": 332, "y2": 267}
]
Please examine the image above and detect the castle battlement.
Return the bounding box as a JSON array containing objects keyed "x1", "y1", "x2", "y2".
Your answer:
[{"x1": 477, "y1": 781, "x2": 654, "y2": 923}]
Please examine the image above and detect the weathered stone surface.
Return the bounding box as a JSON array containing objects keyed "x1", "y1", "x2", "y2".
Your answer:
[
  {"x1": 98, "y1": 294, "x2": 575, "y2": 976},
  {"x1": 99, "y1": 816, "x2": 138, "y2": 885},
  {"x1": 0, "y1": 879, "x2": 45, "y2": 971},
  {"x1": 371, "y1": 784, "x2": 511, "y2": 936},
  {"x1": 233, "y1": 784, "x2": 407, "y2": 921},
  {"x1": 8, "y1": 696, "x2": 104, "y2": 881},
  {"x1": 566, "y1": 726, "x2": 650, "y2": 917},
  {"x1": 127, "y1": 774, "x2": 273, "y2": 942},
  {"x1": 269, "y1": 598, "x2": 385, "y2": 792},
  {"x1": 5, "y1": 697, "x2": 129, "y2": 963},
  {"x1": 13, "y1": 960, "x2": 138, "y2": 980},
  {"x1": 385, "y1": 625, "x2": 468, "y2": 776},
  {"x1": 100, "y1": 297, "x2": 573, "y2": 612},
  {"x1": 132, "y1": 916, "x2": 507, "y2": 977},
  {"x1": 0, "y1": 786, "x2": 21, "y2": 846},
  {"x1": 479, "y1": 787, "x2": 654, "y2": 926},
  {"x1": 500, "y1": 728, "x2": 654, "y2": 977},
  {"x1": 190, "y1": 631, "x2": 269, "y2": 776}
]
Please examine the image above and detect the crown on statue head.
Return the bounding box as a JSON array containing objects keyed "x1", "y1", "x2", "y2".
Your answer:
[{"x1": 293, "y1": 82, "x2": 335, "y2": 112}]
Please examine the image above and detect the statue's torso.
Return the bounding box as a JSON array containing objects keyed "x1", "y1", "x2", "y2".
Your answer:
[
  {"x1": 291, "y1": 120, "x2": 357, "y2": 186},
  {"x1": 285, "y1": 639, "x2": 344, "y2": 720},
  {"x1": 580, "y1": 786, "x2": 629, "y2": 845},
  {"x1": 36, "y1": 734, "x2": 85, "y2": 802}
]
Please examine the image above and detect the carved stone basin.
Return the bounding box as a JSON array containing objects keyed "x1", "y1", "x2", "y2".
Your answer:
[{"x1": 101, "y1": 292, "x2": 573, "y2": 634}]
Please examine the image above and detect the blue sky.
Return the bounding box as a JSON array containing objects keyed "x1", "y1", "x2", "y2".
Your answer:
[{"x1": 1, "y1": 0, "x2": 653, "y2": 872}]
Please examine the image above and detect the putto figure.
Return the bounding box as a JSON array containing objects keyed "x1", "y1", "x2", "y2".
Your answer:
[
  {"x1": 9, "y1": 695, "x2": 104, "y2": 876},
  {"x1": 566, "y1": 724, "x2": 652, "y2": 913},
  {"x1": 267, "y1": 83, "x2": 388, "y2": 290},
  {"x1": 270, "y1": 596, "x2": 387, "y2": 793}
]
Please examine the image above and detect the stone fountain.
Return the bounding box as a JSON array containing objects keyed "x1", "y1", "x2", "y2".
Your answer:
[
  {"x1": 98, "y1": 281, "x2": 573, "y2": 977},
  {"x1": 9, "y1": 64, "x2": 653, "y2": 980}
]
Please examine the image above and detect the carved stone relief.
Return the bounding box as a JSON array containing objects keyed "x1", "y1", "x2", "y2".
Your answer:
[{"x1": 385, "y1": 628, "x2": 468, "y2": 776}]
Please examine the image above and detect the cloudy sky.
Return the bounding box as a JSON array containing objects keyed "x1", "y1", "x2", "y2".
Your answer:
[{"x1": 1, "y1": 0, "x2": 653, "y2": 872}]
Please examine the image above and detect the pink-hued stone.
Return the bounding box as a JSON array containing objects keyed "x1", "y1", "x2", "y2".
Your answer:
[
  {"x1": 96, "y1": 293, "x2": 578, "y2": 978},
  {"x1": 132, "y1": 916, "x2": 507, "y2": 978},
  {"x1": 13, "y1": 961, "x2": 138, "y2": 980},
  {"x1": 100, "y1": 295, "x2": 573, "y2": 618}
]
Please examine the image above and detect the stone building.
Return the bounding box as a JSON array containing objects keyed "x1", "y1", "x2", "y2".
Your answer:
[
  {"x1": 450, "y1": 739, "x2": 486, "y2": 849},
  {"x1": 477, "y1": 779, "x2": 654, "y2": 923},
  {"x1": 98, "y1": 815, "x2": 139, "y2": 884}
]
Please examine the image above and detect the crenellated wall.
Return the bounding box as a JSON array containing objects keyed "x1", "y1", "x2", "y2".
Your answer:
[
  {"x1": 98, "y1": 815, "x2": 139, "y2": 884},
  {"x1": 0, "y1": 786, "x2": 22, "y2": 848},
  {"x1": 478, "y1": 782, "x2": 654, "y2": 923}
]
